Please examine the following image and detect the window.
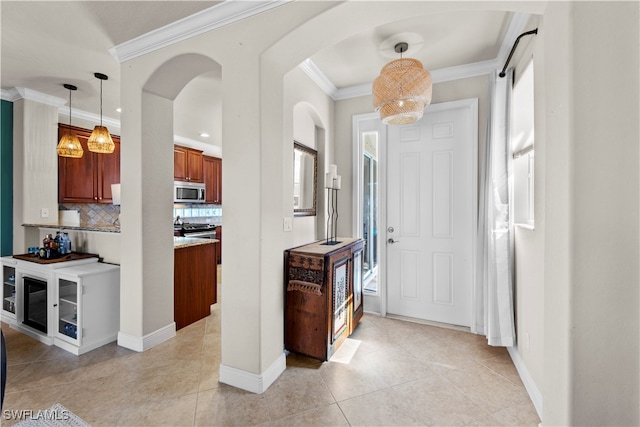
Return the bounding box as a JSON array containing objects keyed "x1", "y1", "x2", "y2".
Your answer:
[
  {"x1": 362, "y1": 131, "x2": 379, "y2": 292},
  {"x1": 511, "y1": 60, "x2": 535, "y2": 227}
]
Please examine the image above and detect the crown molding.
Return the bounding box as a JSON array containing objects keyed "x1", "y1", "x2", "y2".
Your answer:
[
  {"x1": 299, "y1": 59, "x2": 338, "y2": 99},
  {"x1": 110, "y1": 0, "x2": 291, "y2": 63},
  {"x1": 58, "y1": 107, "x2": 120, "y2": 130},
  {"x1": 496, "y1": 12, "x2": 533, "y2": 65},
  {"x1": 301, "y1": 12, "x2": 532, "y2": 101},
  {"x1": 1, "y1": 88, "x2": 20, "y2": 102},
  {"x1": 174, "y1": 135, "x2": 222, "y2": 158},
  {"x1": 305, "y1": 56, "x2": 502, "y2": 101},
  {"x1": 333, "y1": 83, "x2": 371, "y2": 101},
  {"x1": 429, "y1": 58, "x2": 501, "y2": 84},
  {"x1": 2, "y1": 87, "x2": 66, "y2": 107}
]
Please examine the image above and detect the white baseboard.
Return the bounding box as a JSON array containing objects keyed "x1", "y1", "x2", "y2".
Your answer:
[
  {"x1": 219, "y1": 352, "x2": 286, "y2": 394},
  {"x1": 117, "y1": 322, "x2": 176, "y2": 352},
  {"x1": 507, "y1": 346, "x2": 543, "y2": 419},
  {"x1": 12, "y1": 323, "x2": 53, "y2": 345}
]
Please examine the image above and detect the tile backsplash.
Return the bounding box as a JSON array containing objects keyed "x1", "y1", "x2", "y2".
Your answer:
[
  {"x1": 174, "y1": 204, "x2": 222, "y2": 225},
  {"x1": 60, "y1": 203, "x2": 119, "y2": 227},
  {"x1": 59, "y1": 203, "x2": 223, "y2": 227}
]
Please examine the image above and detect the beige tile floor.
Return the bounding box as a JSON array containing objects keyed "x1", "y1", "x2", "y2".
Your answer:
[{"x1": 1, "y1": 276, "x2": 540, "y2": 426}]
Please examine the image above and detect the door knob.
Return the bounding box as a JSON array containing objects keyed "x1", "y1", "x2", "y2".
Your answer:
[{"x1": 387, "y1": 238, "x2": 400, "y2": 244}]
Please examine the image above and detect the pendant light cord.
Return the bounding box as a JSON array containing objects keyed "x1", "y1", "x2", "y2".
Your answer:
[{"x1": 99, "y1": 78, "x2": 103, "y2": 127}]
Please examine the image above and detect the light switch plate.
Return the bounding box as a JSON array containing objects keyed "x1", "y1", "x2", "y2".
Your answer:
[
  {"x1": 283, "y1": 217, "x2": 292, "y2": 232},
  {"x1": 40, "y1": 208, "x2": 49, "y2": 218}
]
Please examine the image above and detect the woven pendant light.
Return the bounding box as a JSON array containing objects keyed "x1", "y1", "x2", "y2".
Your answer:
[
  {"x1": 56, "y1": 84, "x2": 84, "y2": 158},
  {"x1": 373, "y1": 42, "x2": 432, "y2": 125},
  {"x1": 88, "y1": 73, "x2": 115, "y2": 154}
]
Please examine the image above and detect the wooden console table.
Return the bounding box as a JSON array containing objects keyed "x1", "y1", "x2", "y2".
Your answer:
[{"x1": 284, "y1": 238, "x2": 365, "y2": 361}]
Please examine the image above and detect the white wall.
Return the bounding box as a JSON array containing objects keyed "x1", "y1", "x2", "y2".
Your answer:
[
  {"x1": 511, "y1": 14, "x2": 545, "y2": 406},
  {"x1": 287, "y1": 67, "x2": 335, "y2": 247},
  {"x1": 12, "y1": 98, "x2": 61, "y2": 254},
  {"x1": 542, "y1": 2, "x2": 639, "y2": 424},
  {"x1": 569, "y1": 2, "x2": 638, "y2": 424}
]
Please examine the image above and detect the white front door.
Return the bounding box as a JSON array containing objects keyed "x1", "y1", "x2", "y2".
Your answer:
[{"x1": 386, "y1": 99, "x2": 477, "y2": 327}]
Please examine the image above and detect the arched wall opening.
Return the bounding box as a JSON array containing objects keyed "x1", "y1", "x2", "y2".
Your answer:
[
  {"x1": 116, "y1": 0, "x2": 549, "y2": 396},
  {"x1": 258, "y1": 0, "x2": 547, "y2": 397},
  {"x1": 291, "y1": 101, "x2": 327, "y2": 247},
  {"x1": 118, "y1": 52, "x2": 222, "y2": 349}
]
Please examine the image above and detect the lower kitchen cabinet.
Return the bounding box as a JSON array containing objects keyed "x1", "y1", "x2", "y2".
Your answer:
[
  {"x1": 215, "y1": 225, "x2": 222, "y2": 264},
  {"x1": 2, "y1": 259, "x2": 17, "y2": 323},
  {"x1": 284, "y1": 238, "x2": 365, "y2": 361},
  {"x1": 174, "y1": 241, "x2": 218, "y2": 330},
  {"x1": 0, "y1": 256, "x2": 119, "y2": 355},
  {"x1": 54, "y1": 263, "x2": 120, "y2": 355}
]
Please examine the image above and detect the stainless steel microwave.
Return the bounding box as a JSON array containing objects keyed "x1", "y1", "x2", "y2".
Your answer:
[{"x1": 174, "y1": 181, "x2": 205, "y2": 203}]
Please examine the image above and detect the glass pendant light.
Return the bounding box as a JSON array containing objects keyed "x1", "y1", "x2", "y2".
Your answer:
[
  {"x1": 56, "y1": 84, "x2": 84, "y2": 158},
  {"x1": 87, "y1": 72, "x2": 115, "y2": 154}
]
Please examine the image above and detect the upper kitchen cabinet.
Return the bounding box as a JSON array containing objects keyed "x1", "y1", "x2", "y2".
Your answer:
[
  {"x1": 174, "y1": 145, "x2": 203, "y2": 183},
  {"x1": 58, "y1": 124, "x2": 121, "y2": 204},
  {"x1": 203, "y1": 155, "x2": 222, "y2": 204}
]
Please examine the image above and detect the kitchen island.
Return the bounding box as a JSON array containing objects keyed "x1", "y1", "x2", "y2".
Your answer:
[{"x1": 174, "y1": 237, "x2": 219, "y2": 329}]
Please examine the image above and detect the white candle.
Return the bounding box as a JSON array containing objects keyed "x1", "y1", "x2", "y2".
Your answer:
[
  {"x1": 334, "y1": 175, "x2": 341, "y2": 190},
  {"x1": 325, "y1": 172, "x2": 335, "y2": 188},
  {"x1": 329, "y1": 164, "x2": 338, "y2": 175}
]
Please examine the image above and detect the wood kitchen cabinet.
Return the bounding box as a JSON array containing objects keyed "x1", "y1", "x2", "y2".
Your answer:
[
  {"x1": 174, "y1": 145, "x2": 203, "y2": 183},
  {"x1": 58, "y1": 124, "x2": 121, "y2": 204},
  {"x1": 214, "y1": 225, "x2": 221, "y2": 264},
  {"x1": 203, "y1": 155, "x2": 222, "y2": 204},
  {"x1": 174, "y1": 241, "x2": 218, "y2": 330},
  {"x1": 284, "y1": 238, "x2": 365, "y2": 361}
]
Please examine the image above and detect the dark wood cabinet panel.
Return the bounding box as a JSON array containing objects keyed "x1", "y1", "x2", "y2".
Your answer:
[
  {"x1": 173, "y1": 146, "x2": 189, "y2": 181},
  {"x1": 58, "y1": 124, "x2": 120, "y2": 204},
  {"x1": 174, "y1": 242, "x2": 218, "y2": 330},
  {"x1": 203, "y1": 155, "x2": 222, "y2": 204},
  {"x1": 174, "y1": 145, "x2": 203, "y2": 183},
  {"x1": 215, "y1": 225, "x2": 221, "y2": 264},
  {"x1": 284, "y1": 238, "x2": 365, "y2": 361}
]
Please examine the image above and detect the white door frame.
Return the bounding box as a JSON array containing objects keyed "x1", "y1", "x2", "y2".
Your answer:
[
  {"x1": 352, "y1": 112, "x2": 388, "y2": 316},
  {"x1": 353, "y1": 98, "x2": 478, "y2": 322}
]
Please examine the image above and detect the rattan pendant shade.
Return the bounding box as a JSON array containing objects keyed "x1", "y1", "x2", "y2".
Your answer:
[
  {"x1": 57, "y1": 84, "x2": 83, "y2": 158},
  {"x1": 88, "y1": 73, "x2": 115, "y2": 154},
  {"x1": 87, "y1": 125, "x2": 114, "y2": 154},
  {"x1": 373, "y1": 43, "x2": 432, "y2": 125}
]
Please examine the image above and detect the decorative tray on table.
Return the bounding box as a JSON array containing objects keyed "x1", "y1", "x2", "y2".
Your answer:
[{"x1": 13, "y1": 252, "x2": 99, "y2": 264}]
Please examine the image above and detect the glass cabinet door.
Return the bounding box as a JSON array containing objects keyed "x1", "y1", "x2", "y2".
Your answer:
[
  {"x1": 332, "y1": 257, "x2": 350, "y2": 343},
  {"x1": 2, "y1": 265, "x2": 16, "y2": 315},
  {"x1": 58, "y1": 278, "x2": 79, "y2": 342}
]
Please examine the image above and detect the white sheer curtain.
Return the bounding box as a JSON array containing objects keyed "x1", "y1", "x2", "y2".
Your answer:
[{"x1": 473, "y1": 70, "x2": 516, "y2": 347}]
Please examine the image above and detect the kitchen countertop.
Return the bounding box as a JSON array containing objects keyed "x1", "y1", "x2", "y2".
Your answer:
[
  {"x1": 23, "y1": 223, "x2": 121, "y2": 233},
  {"x1": 174, "y1": 237, "x2": 219, "y2": 249}
]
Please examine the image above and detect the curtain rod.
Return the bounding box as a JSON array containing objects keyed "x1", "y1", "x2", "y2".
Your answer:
[{"x1": 499, "y1": 28, "x2": 538, "y2": 78}]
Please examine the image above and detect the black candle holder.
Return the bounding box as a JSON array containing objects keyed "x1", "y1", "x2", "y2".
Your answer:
[{"x1": 323, "y1": 179, "x2": 340, "y2": 246}]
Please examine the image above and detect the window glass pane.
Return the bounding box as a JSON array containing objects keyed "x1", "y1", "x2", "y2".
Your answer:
[
  {"x1": 362, "y1": 131, "x2": 379, "y2": 292},
  {"x1": 512, "y1": 60, "x2": 535, "y2": 226}
]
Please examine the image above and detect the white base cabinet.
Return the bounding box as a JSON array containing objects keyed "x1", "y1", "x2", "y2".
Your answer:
[
  {"x1": 0, "y1": 256, "x2": 119, "y2": 355},
  {"x1": 54, "y1": 263, "x2": 120, "y2": 355},
  {"x1": 2, "y1": 258, "x2": 17, "y2": 324}
]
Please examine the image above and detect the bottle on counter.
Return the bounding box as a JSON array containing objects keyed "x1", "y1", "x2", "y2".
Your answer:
[
  {"x1": 54, "y1": 232, "x2": 63, "y2": 257},
  {"x1": 63, "y1": 232, "x2": 72, "y2": 254}
]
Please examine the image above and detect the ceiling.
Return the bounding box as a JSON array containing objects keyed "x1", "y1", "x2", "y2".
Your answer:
[{"x1": 1, "y1": 1, "x2": 526, "y2": 150}]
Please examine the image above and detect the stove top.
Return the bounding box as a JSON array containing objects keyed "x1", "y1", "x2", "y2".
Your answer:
[
  {"x1": 179, "y1": 223, "x2": 216, "y2": 231},
  {"x1": 174, "y1": 223, "x2": 217, "y2": 237}
]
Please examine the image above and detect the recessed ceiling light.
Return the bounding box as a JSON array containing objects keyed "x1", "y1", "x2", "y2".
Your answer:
[
  {"x1": 116, "y1": 108, "x2": 122, "y2": 113},
  {"x1": 200, "y1": 132, "x2": 210, "y2": 138}
]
